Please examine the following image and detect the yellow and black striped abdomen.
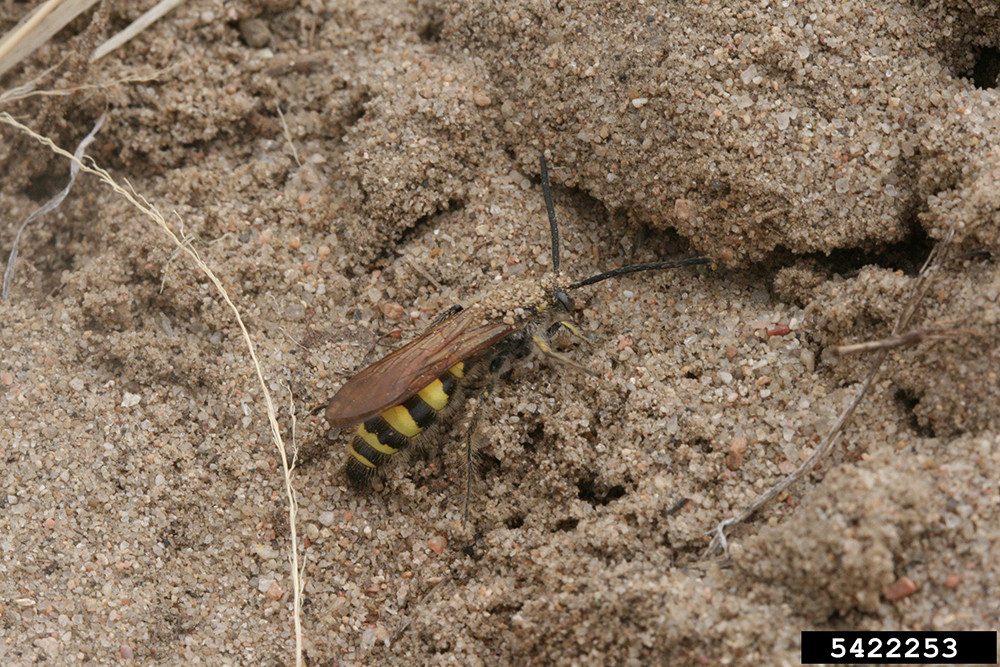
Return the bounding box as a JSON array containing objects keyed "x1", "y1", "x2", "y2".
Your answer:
[{"x1": 346, "y1": 362, "x2": 466, "y2": 488}]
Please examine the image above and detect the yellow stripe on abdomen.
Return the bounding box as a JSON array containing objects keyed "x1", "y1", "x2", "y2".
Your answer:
[
  {"x1": 357, "y1": 423, "x2": 398, "y2": 455},
  {"x1": 345, "y1": 362, "x2": 473, "y2": 489},
  {"x1": 348, "y1": 443, "x2": 376, "y2": 468},
  {"x1": 382, "y1": 404, "x2": 422, "y2": 437},
  {"x1": 418, "y1": 379, "x2": 449, "y2": 411}
]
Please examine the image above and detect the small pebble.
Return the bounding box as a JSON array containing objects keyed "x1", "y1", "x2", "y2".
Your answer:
[
  {"x1": 473, "y1": 92, "x2": 492, "y2": 107},
  {"x1": 883, "y1": 576, "x2": 918, "y2": 601},
  {"x1": 266, "y1": 581, "x2": 284, "y2": 601},
  {"x1": 673, "y1": 198, "x2": 693, "y2": 222},
  {"x1": 944, "y1": 574, "x2": 961, "y2": 588},
  {"x1": 726, "y1": 437, "x2": 747, "y2": 470},
  {"x1": 767, "y1": 324, "x2": 791, "y2": 337},
  {"x1": 380, "y1": 302, "x2": 405, "y2": 321},
  {"x1": 119, "y1": 645, "x2": 134, "y2": 660},
  {"x1": 428, "y1": 535, "x2": 447, "y2": 554},
  {"x1": 254, "y1": 545, "x2": 280, "y2": 560},
  {"x1": 800, "y1": 349, "x2": 816, "y2": 372},
  {"x1": 288, "y1": 236, "x2": 301, "y2": 249},
  {"x1": 239, "y1": 18, "x2": 272, "y2": 48},
  {"x1": 34, "y1": 637, "x2": 59, "y2": 657},
  {"x1": 121, "y1": 393, "x2": 141, "y2": 408}
]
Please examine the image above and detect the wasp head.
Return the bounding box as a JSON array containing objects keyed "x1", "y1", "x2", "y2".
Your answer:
[{"x1": 553, "y1": 289, "x2": 575, "y2": 313}]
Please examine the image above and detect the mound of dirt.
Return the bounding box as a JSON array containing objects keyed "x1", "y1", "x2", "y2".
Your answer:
[{"x1": 1, "y1": 0, "x2": 997, "y2": 664}]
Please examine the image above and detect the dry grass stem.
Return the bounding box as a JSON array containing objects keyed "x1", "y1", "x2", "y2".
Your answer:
[
  {"x1": 0, "y1": 57, "x2": 68, "y2": 105},
  {"x1": 0, "y1": 111, "x2": 307, "y2": 666},
  {"x1": 90, "y1": 0, "x2": 188, "y2": 62},
  {"x1": 831, "y1": 323, "x2": 977, "y2": 357},
  {"x1": 706, "y1": 227, "x2": 956, "y2": 556},
  {"x1": 0, "y1": 64, "x2": 179, "y2": 105},
  {"x1": 275, "y1": 103, "x2": 302, "y2": 167},
  {"x1": 406, "y1": 255, "x2": 444, "y2": 292},
  {"x1": 0, "y1": 0, "x2": 100, "y2": 77},
  {"x1": 2, "y1": 113, "x2": 104, "y2": 301},
  {"x1": 0, "y1": 0, "x2": 67, "y2": 63}
]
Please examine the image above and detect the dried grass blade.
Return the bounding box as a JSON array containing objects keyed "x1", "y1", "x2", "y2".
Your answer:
[
  {"x1": 0, "y1": 0, "x2": 100, "y2": 78},
  {"x1": 2, "y1": 112, "x2": 105, "y2": 301},
  {"x1": 0, "y1": 111, "x2": 306, "y2": 666},
  {"x1": 90, "y1": 0, "x2": 188, "y2": 63}
]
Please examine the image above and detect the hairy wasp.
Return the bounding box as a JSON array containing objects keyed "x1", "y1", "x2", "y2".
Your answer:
[{"x1": 326, "y1": 157, "x2": 710, "y2": 513}]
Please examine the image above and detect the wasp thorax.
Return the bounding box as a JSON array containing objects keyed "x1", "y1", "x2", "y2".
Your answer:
[{"x1": 470, "y1": 275, "x2": 553, "y2": 326}]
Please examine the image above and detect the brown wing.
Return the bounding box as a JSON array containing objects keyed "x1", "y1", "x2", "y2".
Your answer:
[{"x1": 325, "y1": 307, "x2": 519, "y2": 429}]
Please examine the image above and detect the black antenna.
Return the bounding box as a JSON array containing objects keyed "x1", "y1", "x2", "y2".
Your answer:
[
  {"x1": 540, "y1": 155, "x2": 560, "y2": 274},
  {"x1": 568, "y1": 257, "x2": 712, "y2": 290}
]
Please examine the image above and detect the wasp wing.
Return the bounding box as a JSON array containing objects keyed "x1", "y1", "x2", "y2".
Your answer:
[{"x1": 325, "y1": 307, "x2": 519, "y2": 429}]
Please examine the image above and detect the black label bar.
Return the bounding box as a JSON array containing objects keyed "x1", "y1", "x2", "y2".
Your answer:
[{"x1": 801, "y1": 631, "x2": 997, "y2": 664}]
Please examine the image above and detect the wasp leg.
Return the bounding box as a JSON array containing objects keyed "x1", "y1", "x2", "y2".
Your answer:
[
  {"x1": 462, "y1": 356, "x2": 510, "y2": 522},
  {"x1": 531, "y1": 335, "x2": 598, "y2": 377},
  {"x1": 547, "y1": 320, "x2": 594, "y2": 345}
]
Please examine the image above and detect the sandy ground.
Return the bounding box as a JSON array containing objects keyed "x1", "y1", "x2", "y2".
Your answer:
[{"x1": 1, "y1": 0, "x2": 999, "y2": 664}]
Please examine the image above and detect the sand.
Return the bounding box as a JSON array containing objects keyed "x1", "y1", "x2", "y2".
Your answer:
[{"x1": 1, "y1": 0, "x2": 998, "y2": 664}]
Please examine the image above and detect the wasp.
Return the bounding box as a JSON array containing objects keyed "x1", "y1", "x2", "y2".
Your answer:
[{"x1": 325, "y1": 156, "x2": 710, "y2": 512}]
